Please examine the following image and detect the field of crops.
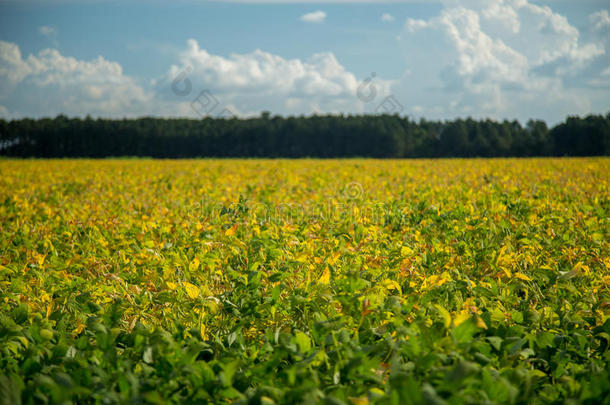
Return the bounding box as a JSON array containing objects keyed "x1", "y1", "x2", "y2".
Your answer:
[{"x1": 0, "y1": 158, "x2": 609, "y2": 404}]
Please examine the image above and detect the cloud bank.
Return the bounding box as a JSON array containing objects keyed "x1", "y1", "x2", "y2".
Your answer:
[
  {"x1": 397, "y1": 0, "x2": 609, "y2": 122},
  {"x1": 1, "y1": 0, "x2": 609, "y2": 123},
  {"x1": 0, "y1": 40, "x2": 151, "y2": 118},
  {"x1": 0, "y1": 39, "x2": 393, "y2": 119}
]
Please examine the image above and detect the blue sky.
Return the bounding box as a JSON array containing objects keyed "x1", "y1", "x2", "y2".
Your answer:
[{"x1": 1, "y1": 0, "x2": 609, "y2": 124}]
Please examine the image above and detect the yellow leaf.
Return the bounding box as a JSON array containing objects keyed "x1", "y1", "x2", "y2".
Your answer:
[
  {"x1": 514, "y1": 272, "x2": 531, "y2": 281},
  {"x1": 189, "y1": 258, "x2": 200, "y2": 272},
  {"x1": 72, "y1": 322, "x2": 85, "y2": 335},
  {"x1": 435, "y1": 304, "x2": 452, "y2": 328},
  {"x1": 400, "y1": 246, "x2": 413, "y2": 257},
  {"x1": 574, "y1": 262, "x2": 591, "y2": 275},
  {"x1": 35, "y1": 253, "x2": 46, "y2": 266},
  {"x1": 260, "y1": 396, "x2": 275, "y2": 405},
  {"x1": 369, "y1": 388, "x2": 385, "y2": 397},
  {"x1": 381, "y1": 279, "x2": 402, "y2": 295},
  {"x1": 166, "y1": 281, "x2": 178, "y2": 290},
  {"x1": 328, "y1": 252, "x2": 340, "y2": 265},
  {"x1": 349, "y1": 397, "x2": 369, "y2": 405},
  {"x1": 225, "y1": 224, "x2": 237, "y2": 236},
  {"x1": 319, "y1": 266, "x2": 330, "y2": 285},
  {"x1": 453, "y1": 311, "x2": 470, "y2": 327},
  {"x1": 200, "y1": 323, "x2": 207, "y2": 339},
  {"x1": 184, "y1": 282, "x2": 200, "y2": 299},
  {"x1": 475, "y1": 316, "x2": 488, "y2": 330}
]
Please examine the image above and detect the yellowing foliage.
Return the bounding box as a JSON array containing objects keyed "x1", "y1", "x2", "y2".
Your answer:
[{"x1": 0, "y1": 158, "x2": 608, "y2": 403}]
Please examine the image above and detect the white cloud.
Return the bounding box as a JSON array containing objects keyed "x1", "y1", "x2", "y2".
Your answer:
[
  {"x1": 300, "y1": 10, "x2": 326, "y2": 23},
  {"x1": 39, "y1": 26, "x2": 56, "y2": 37},
  {"x1": 0, "y1": 40, "x2": 152, "y2": 118},
  {"x1": 405, "y1": 18, "x2": 427, "y2": 32},
  {"x1": 161, "y1": 39, "x2": 358, "y2": 97},
  {"x1": 590, "y1": 9, "x2": 610, "y2": 31},
  {"x1": 155, "y1": 39, "x2": 393, "y2": 116},
  {"x1": 381, "y1": 13, "x2": 395, "y2": 22},
  {"x1": 397, "y1": 0, "x2": 609, "y2": 123},
  {"x1": 3, "y1": 2, "x2": 609, "y2": 123},
  {"x1": 0, "y1": 39, "x2": 394, "y2": 119},
  {"x1": 0, "y1": 41, "x2": 31, "y2": 88}
]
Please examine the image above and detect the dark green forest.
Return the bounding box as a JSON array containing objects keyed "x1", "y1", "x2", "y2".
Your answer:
[{"x1": 1, "y1": 113, "x2": 609, "y2": 158}]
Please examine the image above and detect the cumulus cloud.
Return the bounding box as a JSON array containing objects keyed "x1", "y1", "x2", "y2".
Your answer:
[
  {"x1": 300, "y1": 10, "x2": 326, "y2": 23},
  {"x1": 0, "y1": 38, "x2": 394, "y2": 118},
  {"x1": 154, "y1": 39, "x2": 393, "y2": 116},
  {"x1": 381, "y1": 13, "x2": 395, "y2": 22},
  {"x1": 397, "y1": 0, "x2": 610, "y2": 123},
  {"x1": 590, "y1": 10, "x2": 610, "y2": 31},
  {"x1": 0, "y1": 40, "x2": 152, "y2": 118},
  {"x1": 3, "y1": 1, "x2": 609, "y2": 122},
  {"x1": 39, "y1": 26, "x2": 56, "y2": 37}
]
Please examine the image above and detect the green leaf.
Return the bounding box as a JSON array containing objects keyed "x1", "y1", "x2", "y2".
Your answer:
[
  {"x1": 536, "y1": 331, "x2": 555, "y2": 349},
  {"x1": 295, "y1": 331, "x2": 312, "y2": 354},
  {"x1": 0, "y1": 374, "x2": 23, "y2": 405},
  {"x1": 452, "y1": 318, "x2": 480, "y2": 344},
  {"x1": 486, "y1": 336, "x2": 503, "y2": 351}
]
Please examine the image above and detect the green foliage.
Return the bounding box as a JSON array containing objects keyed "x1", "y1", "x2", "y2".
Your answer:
[{"x1": 0, "y1": 158, "x2": 609, "y2": 403}]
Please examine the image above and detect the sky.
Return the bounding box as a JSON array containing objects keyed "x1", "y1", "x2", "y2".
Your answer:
[{"x1": 0, "y1": 0, "x2": 609, "y2": 124}]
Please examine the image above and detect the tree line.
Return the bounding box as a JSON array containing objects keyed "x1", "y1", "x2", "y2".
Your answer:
[{"x1": 1, "y1": 112, "x2": 609, "y2": 158}]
